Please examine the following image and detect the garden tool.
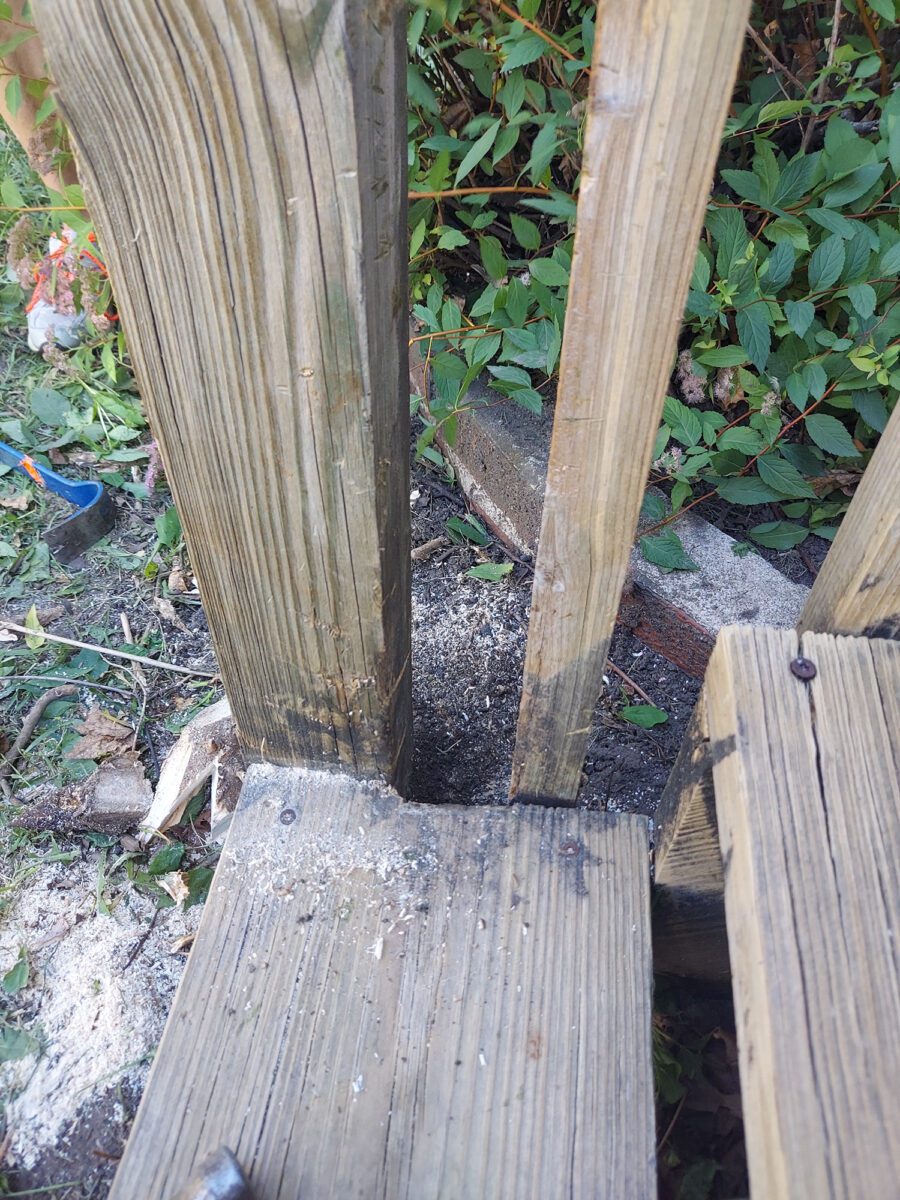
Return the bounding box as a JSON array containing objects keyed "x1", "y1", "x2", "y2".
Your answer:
[
  {"x1": 175, "y1": 1147, "x2": 255, "y2": 1200},
  {"x1": 0, "y1": 438, "x2": 115, "y2": 564}
]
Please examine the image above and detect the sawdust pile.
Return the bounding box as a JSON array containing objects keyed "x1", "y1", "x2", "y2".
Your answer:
[{"x1": 0, "y1": 857, "x2": 200, "y2": 1171}]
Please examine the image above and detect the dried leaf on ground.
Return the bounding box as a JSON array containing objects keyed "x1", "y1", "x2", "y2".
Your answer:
[
  {"x1": 0, "y1": 492, "x2": 30, "y2": 511},
  {"x1": 153, "y1": 595, "x2": 189, "y2": 632},
  {"x1": 157, "y1": 871, "x2": 190, "y2": 905},
  {"x1": 66, "y1": 707, "x2": 135, "y2": 761}
]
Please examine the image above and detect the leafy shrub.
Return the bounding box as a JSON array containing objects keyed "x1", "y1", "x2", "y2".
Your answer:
[{"x1": 408, "y1": 1, "x2": 899, "y2": 554}]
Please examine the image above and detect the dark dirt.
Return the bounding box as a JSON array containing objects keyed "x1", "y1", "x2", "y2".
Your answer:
[{"x1": 407, "y1": 461, "x2": 700, "y2": 816}]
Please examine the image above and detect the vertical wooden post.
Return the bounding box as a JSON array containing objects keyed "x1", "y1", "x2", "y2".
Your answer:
[
  {"x1": 510, "y1": 0, "x2": 748, "y2": 803},
  {"x1": 799, "y1": 403, "x2": 899, "y2": 639},
  {"x1": 34, "y1": 0, "x2": 412, "y2": 786}
]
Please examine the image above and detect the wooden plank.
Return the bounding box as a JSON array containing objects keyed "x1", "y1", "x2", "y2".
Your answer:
[
  {"x1": 799, "y1": 402, "x2": 900, "y2": 639},
  {"x1": 706, "y1": 626, "x2": 900, "y2": 1200},
  {"x1": 34, "y1": 1, "x2": 411, "y2": 783},
  {"x1": 510, "y1": 0, "x2": 749, "y2": 802},
  {"x1": 110, "y1": 766, "x2": 656, "y2": 1200},
  {"x1": 652, "y1": 701, "x2": 729, "y2": 980}
]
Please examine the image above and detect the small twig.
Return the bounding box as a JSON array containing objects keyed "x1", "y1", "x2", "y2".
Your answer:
[
  {"x1": 657, "y1": 1091, "x2": 688, "y2": 1153},
  {"x1": 800, "y1": 0, "x2": 842, "y2": 152},
  {"x1": 408, "y1": 185, "x2": 551, "y2": 200},
  {"x1": 857, "y1": 0, "x2": 890, "y2": 96},
  {"x1": 745, "y1": 22, "x2": 805, "y2": 91},
  {"x1": 123, "y1": 907, "x2": 161, "y2": 970},
  {"x1": 0, "y1": 675, "x2": 131, "y2": 696},
  {"x1": 0, "y1": 684, "x2": 78, "y2": 788},
  {"x1": 606, "y1": 660, "x2": 654, "y2": 706},
  {"x1": 0, "y1": 621, "x2": 217, "y2": 678}
]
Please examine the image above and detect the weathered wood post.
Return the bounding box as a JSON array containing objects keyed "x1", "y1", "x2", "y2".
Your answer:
[
  {"x1": 33, "y1": 0, "x2": 412, "y2": 787},
  {"x1": 799, "y1": 402, "x2": 899, "y2": 639},
  {"x1": 510, "y1": 0, "x2": 749, "y2": 803}
]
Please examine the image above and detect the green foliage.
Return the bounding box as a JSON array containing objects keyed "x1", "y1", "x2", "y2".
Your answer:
[
  {"x1": 408, "y1": 0, "x2": 591, "y2": 446},
  {"x1": 409, "y1": 2, "x2": 898, "y2": 559},
  {"x1": 652, "y1": 6, "x2": 899, "y2": 549},
  {"x1": 619, "y1": 703, "x2": 668, "y2": 728}
]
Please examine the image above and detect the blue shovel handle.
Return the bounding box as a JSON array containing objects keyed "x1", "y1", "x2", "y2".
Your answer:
[{"x1": 0, "y1": 438, "x2": 103, "y2": 509}]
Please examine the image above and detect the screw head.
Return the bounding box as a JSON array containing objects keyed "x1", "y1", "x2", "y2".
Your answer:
[
  {"x1": 559, "y1": 838, "x2": 581, "y2": 858},
  {"x1": 790, "y1": 656, "x2": 817, "y2": 681},
  {"x1": 279, "y1": 808, "x2": 297, "y2": 826}
]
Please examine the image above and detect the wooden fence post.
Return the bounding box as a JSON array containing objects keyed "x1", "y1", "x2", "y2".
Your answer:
[
  {"x1": 799, "y1": 402, "x2": 899, "y2": 638},
  {"x1": 510, "y1": 0, "x2": 749, "y2": 803},
  {"x1": 34, "y1": 0, "x2": 412, "y2": 787}
]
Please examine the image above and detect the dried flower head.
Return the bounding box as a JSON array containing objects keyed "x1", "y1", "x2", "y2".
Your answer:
[{"x1": 675, "y1": 350, "x2": 705, "y2": 406}]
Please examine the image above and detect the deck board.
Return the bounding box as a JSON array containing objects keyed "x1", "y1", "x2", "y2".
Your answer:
[
  {"x1": 706, "y1": 627, "x2": 900, "y2": 1200},
  {"x1": 110, "y1": 766, "x2": 655, "y2": 1199}
]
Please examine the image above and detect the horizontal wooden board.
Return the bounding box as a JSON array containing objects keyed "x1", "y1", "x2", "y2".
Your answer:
[
  {"x1": 707, "y1": 626, "x2": 900, "y2": 1200},
  {"x1": 111, "y1": 767, "x2": 656, "y2": 1199}
]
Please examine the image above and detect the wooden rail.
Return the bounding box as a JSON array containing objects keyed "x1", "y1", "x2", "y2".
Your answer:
[
  {"x1": 799, "y1": 401, "x2": 899, "y2": 639},
  {"x1": 509, "y1": 0, "x2": 749, "y2": 803},
  {"x1": 34, "y1": 0, "x2": 412, "y2": 786}
]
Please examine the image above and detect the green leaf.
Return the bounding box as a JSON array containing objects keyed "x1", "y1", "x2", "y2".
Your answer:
[
  {"x1": 736, "y1": 304, "x2": 771, "y2": 372},
  {"x1": 881, "y1": 241, "x2": 900, "y2": 277},
  {"x1": 436, "y1": 228, "x2": 469, "y2": 250},
  {"x1": 4, "y1": 74, "x2": 20, "y2": 119},
  {"x1": 147, "y1": 843, "x2": 186, "y2": 875},
  {"x1": 499, "y1": 70, "x2": 526, "y2": 118},
  {"x1": 808, "y1": 235, "x2": 845, "y2": 291},
  {"x1": 509, "y1": 212, "x2": 541, "y2": 251},
  {"x1": 0, "y1": 1025, "x2": 38, "y2": 1062},
  {"x1": 720, "y1": 169, "x2": 761, "y2": 204},
  {"x1": 641, "y1": 491, "x2": 667, "y2": 523},
  {"x1": 822, "y1": 162, "x2": 885, "y2": 208},
  {"x1": 24, "y1": 603, "x2": 46, "y2": 650},
  {"x1": 466, "y1": 561, "x2": 513, "y2": 581},
  {"x1": 2, "y1": 950, "x2": 29, "y2": 995},
  {"x1": 501, "y1": 32, "x2": 548, "y2": 72},
  {"x1": 715, "y1": 476, "x2": 782, "y2": 505},
  {"x1": 758, "y1": 99, "x2": 807, "y2": 124},
  {"x1": 852, "y1": 391, "x2": 888, "y2": 432},
  {"x1": 748, "y1": 521, "x2": 809, "y2": 549},
  {"x1": 185, "y1": 866, "x2": 215, "y2": 910},
  {"x1": 785, "y1": 299, "x2": 815, "y2": 339},
  {"x1": 619, "y1": 704, "x2": 668, "y2": 729},
  {"x1": 757, "y1": 452, "x2": 817, "y2": 498},
  {"x1": 771, "y1": 152, "x2": 819, "y2": 207},
  {"x1": 717, "y1": 427, "x2": 764, "y2": 455},
  {"x1": 446, "y1": 514, "x2": 490, "y2": 546},
  {"x1": 695, "y1": 346, "x2": 748, "y2": 368},
  {"x1": 847, "y1": 283, "x2": 876, "y2": 320},
  {"x1": 478, "y1": 235, "x2": 508, "y2": 282},
  {"x1": 529, "y1": 256, "x2": 569, "y2": 287},
  {"x1": 690, "y1": 245, "x2": 711, "y2": 292},
  {"x1": 806, "y1": 208, "x2": 856, "y2": 239},
  {"x1": 30, "y1": 388, "x2": 71, "y2": 427},
  {"x1": 0, "y1": 176, "x2": 24, "y2": 212},
  {"x1": 802, "y1": 361, "x2": 828, "y2": 400},
  {"x1": 527, "y1": 120, "x2": 558, "y2": 183},
  {"x1": 155, "y1": 505, "x2": 182, "y2": 548},
  {"x1": 761, "y1": 241, "x2": 794, "y2": 290},
  {"x1": 639, "y1": 530, "x2": 700, "y2": 574},
  {"x1": 488, "y1": 364, "x2": 532, "y2": 389},
  {"x1": 867, "y1": 0, "x2": 895, "y2": 19},
  {"x1": 662, "y1": 396, "x2": 702, "y2": 447},
  {"x1": 454, "y1": 121, "x2": 500, "y2": 185},
  {"x1": 805, "y1": 413, "x2": 860, "y2": 457}
]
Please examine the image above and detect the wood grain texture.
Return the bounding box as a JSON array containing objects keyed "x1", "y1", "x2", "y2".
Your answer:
[
  {"x1": 510, "y1": 0, "x2": 749, "y2": 802},
  {"x1": 652, "y1": 701, "x2": 729, "y2": 980},
  {"x1": 706, "y1": 626, "x2": 900, "y2": 1200},
  {"x1": 110, "y1": 765, "x2": 656, "y2": 1200},
  {"x1": 799, "y1": 401, "x2": 900, "y2": 639},
  {"x1": 34, "y1": 1, "x2": 412, "y2": 783}
]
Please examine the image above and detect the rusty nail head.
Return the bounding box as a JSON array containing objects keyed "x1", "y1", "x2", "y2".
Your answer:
[
  {"x1": 279, "y1": 808, "x2": 297, "y2": 826},
  {"x1": 790, "y1": 656, "x2": 817, "y2": 681},
  {"x1": 559, "y1": 838, "x2": 581, "y2": 857}
]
